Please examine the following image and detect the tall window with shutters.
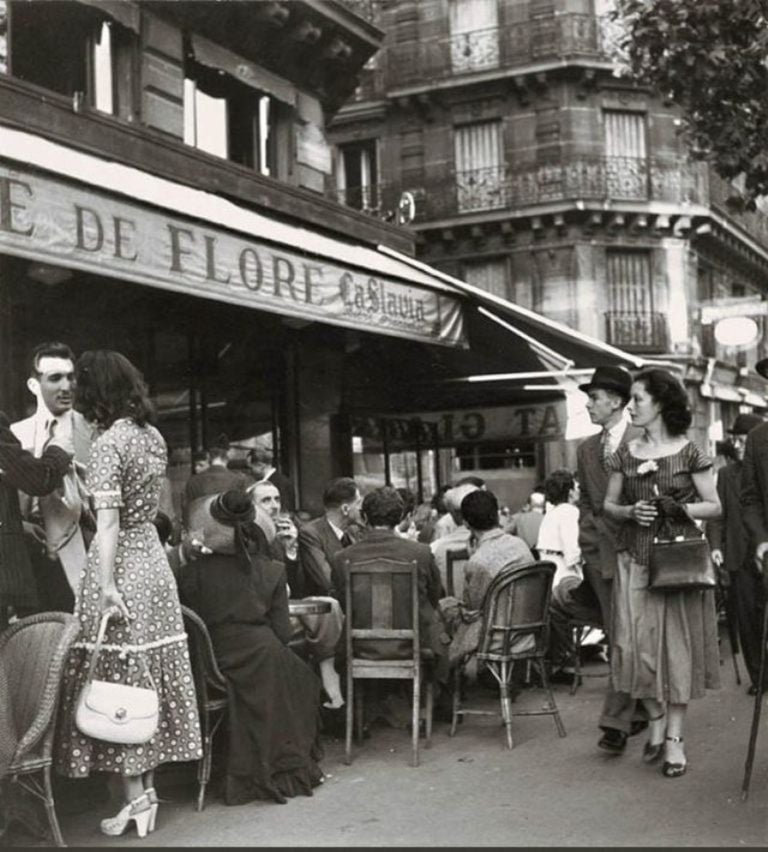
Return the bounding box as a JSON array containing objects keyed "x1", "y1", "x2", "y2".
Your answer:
[
  {"x1": 448, "y1": 0, "x2": 499, "y2": 74},
  {"x1": 605, "y1": 250, "x2": 666, "y2": 352},
  {"x1": 454, "y1": 120, "x2": 506, "y2": 213},
  {"x1": 603, "y1": 110, "x2": 648, "y2": 199}
]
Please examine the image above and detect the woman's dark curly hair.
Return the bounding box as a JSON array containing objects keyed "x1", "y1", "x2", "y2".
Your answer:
[
  {"x1": 75, "y1": 350, "x2": 155, "y2": 428},
  {"x1": 544, "y1": 469, "x2": 576, "y2": 506},
  {"x1": 634, "y1": 368, "x2": 691, "y2": 436}
]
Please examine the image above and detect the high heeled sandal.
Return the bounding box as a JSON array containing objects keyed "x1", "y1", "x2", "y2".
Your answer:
[
  {"x1": 642, "y1": 713, "x2": 666, "y2": 764},
  {"x1": 662, "y1": 735, "x2": 687, "y2": 778},
  {"x1": 100, "y1": 793, "x2": 153, "y2": 838},
  {"x1": 144, "y1": 787, "x2": 159, "y2": 833}
]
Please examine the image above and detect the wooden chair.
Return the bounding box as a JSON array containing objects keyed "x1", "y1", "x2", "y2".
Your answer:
[
  {"x1": 445, "y1": 547, "x2": 469, "y2": 598},
  {"x1": 0, "y1": 612, "x2": 80, "y2": 847},
  {"x1": 449, "y1": 560, "x2": 567, "y2": 749},
  {"x1": 343, "y1": 558, "x2": 433, "y2": 767},
  {"x1": 181, "y1": 605, "x2": 229, "y2": 812}
]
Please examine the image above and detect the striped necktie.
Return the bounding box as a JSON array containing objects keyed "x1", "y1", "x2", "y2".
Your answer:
[{"x1": 600, "y1": 429, "x2": 612, "y2": 470}]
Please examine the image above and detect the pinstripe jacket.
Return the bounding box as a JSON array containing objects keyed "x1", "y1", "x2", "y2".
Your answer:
[{"x1": 0, "y1": 412, "x2": 71, "y2": 602}]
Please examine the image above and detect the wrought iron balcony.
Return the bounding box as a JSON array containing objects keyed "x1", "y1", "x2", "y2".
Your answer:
[
  {"x1": 605, "y1": 311, "x2": 668, "y2": 353},
  {"x1": 385, "y1": 14, "x2": 610, "y2": 90},
  {"x1": 348, "y1": 157, "x2": 707, "y2": 223}
]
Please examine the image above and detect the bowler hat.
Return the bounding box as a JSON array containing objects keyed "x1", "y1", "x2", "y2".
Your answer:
[
  {"x1": 756, "y1": 358, "x2": 768, "y2": 380},
  {"x1": 727, "y1": 413, "x2": 764, "y2": 435},
  {"x1": 578, "y1": 365, "x2": 633, "y2": 400}
]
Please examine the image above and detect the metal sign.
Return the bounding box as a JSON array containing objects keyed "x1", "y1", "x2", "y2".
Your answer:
[{"x1": 701, "y1": 298, "x2": 768, "y2": 325}]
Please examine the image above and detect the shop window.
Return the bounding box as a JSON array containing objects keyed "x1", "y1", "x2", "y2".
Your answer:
[
  {"x1": 337, "y1": 139, "x2": 379, "y2": 211},
  {"x1": 454, "y1": 120, "x2": 506, "y2": 213},
  {"x1": 462, "y1": 258, "x2": 510, "y2": 300},
  {"x1": 455, "y1": 440, "x2": 536, "y2": 471},
  {"x1": 183, "y1": 61, "x2": 277, "y2": 174},
  {"x1": 7, "y1": 1, "x2": 127, "y2": 114}
]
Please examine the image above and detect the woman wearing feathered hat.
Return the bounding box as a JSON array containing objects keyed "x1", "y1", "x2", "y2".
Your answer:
[{"x1": 179, "y1": 489, "x2": 324, "y2": 805}]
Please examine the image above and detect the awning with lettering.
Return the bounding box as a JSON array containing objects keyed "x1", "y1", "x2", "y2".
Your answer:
[{"x1": 0, "y1": 126, "x2": 465, "y2": 349}]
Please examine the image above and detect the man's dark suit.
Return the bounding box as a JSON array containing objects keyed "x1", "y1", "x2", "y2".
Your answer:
[
  {"x1": 551, "y1": 421, "x2": 642, "y2": 736},
  {"x1": 709, "y1": 459, "x2": 762, "y2": 687},
  {"x1": 0, "y1": 412, "x2": 71, "y2": 622},
  {"x1": 736, "y1": 424, "x2": 768, "y2": 687},
  {"x1": 330, "y1": 528, "x2": 441, "y2": 660},
  {"x1": 298, "y1": 516, "x2": 353, "y2": 597}
]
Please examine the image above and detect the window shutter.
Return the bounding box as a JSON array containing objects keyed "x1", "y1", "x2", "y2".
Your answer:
[{"x1": 140, "y1": 11, "x2": 184, "y2": 138}]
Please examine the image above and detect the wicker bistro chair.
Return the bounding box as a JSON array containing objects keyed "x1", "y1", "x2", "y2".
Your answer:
[
  {"x1": 449, "y1": 560, "x2": 567, "y2": 749},
  {"x1": 343, "y1": 558, "x2": 434, "y2": 768},
  {"x1": 445, "y1": 548, "x2": 469, "y2": 599},
  {"x1": 0, "y1": 611, "x2": 80, "y2": 847},
  {"x1": 181, "y1": 606, "x2": 229, "y2": 812}
]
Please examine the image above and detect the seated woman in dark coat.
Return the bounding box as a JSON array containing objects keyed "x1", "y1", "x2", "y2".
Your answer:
[{"x1": 178, "y1": 490, "x2": 323, "y2": 805}]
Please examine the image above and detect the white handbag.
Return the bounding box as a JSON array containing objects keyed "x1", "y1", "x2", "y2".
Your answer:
[{"x1": 75, "y1": 609, "x2": 159, "y2": 745}]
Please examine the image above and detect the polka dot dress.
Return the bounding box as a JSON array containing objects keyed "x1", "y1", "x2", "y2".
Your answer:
[{"x1": 56, "y1": 419, "x2": 202, "y2": 778}]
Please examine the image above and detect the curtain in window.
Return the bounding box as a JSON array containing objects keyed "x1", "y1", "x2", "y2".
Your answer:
[
  {"x1": 606, "y1": 251, "x2": 660, "y2": 349},
  {"x1": 449, "y1": 0, "x2": 499, "y2": 73},
  {"x1": 603, "y1": 110, "x2": 647, "y2": 198},
  {"x1": 454, "y1": 121, "x2": 505, "y2": 212}
]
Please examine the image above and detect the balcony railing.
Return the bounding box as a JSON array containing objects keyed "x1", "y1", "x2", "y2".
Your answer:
[
  {"x1": 605, "y1": 312, "x2": 668, "y2": 353},
  {"x1": 344, "y1": 157, "x2": 708, "y2": 223},
  {"x1": 385, "y1": 14, "x2": 611, "y2": 89},
  {"x1": 707, "y1": 168, "x2": 768, "y2": 252}
]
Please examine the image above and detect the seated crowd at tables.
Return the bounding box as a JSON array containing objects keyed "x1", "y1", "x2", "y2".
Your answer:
[{"x1": 0, "y1": 348, "x2": 735, "y2": 842}]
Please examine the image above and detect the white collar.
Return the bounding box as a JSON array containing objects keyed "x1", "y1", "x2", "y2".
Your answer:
[
  {"x1": 327, "y1": 518, "x2": 345, "y2": 541},
  {"x1": 604, "y1": 415, "x2": 629, "y2": 443}
]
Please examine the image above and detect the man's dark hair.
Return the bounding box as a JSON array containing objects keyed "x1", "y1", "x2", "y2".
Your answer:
[
  {"x1": 544, "y1": 469, "x2": 575, "y2": 506},
  {"x1": 362, "y1": 486, "x2": 404, "y2": 528},
  {"x1": 461, "y1": 490, "x2": 499, "y2": 532},
  {"x1": 455, "y1": 475, "x2": 485, "y2": 489},
  {"x1": 30, "y1": 342, "x2": 75, "y2": 377},
  {"x1": 322, "y1": 477, "x2": 359, "y2": 509},
  {"x1": 193, "y1": 449, "x2": 209, "y2": 464}
]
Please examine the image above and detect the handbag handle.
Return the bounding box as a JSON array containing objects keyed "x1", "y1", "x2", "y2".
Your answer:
[{"x1": 84, "y1": 607, "x2": 157, "y2": 691}]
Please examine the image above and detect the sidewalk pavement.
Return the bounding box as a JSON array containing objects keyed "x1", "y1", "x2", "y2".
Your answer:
[{"x1": 8, "y1": 647, "x2": 768, "y2": 848}]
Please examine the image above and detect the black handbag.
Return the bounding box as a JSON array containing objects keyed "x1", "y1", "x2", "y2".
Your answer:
[{"x1": 648, "y1": 522, "x2": 716, "y2": 592}]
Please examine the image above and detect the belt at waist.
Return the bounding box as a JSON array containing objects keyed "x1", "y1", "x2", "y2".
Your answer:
[{"x1": 539, "y1": 548, "x2": 563, "y2": 556}]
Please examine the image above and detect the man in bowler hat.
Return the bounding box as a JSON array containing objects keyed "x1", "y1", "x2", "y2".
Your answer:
[
  {"x1": 709, "y1": 411, "x2": 765, "y2": 693},
  {"x1": 550, "y1": 365, "x2": 646, "y2": 753}
]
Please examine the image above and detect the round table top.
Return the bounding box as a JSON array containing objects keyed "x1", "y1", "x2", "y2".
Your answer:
[{"x1": 288, "y1": 599, "x2": 332, "y2": 615}]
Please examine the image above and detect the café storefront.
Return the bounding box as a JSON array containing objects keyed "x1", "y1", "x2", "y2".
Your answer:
[{"x1": 0, "y1": 125, "x2": 643, "y2": 516}]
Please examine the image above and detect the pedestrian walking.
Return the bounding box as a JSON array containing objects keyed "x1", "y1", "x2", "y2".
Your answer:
[{"x1": 603, "y1": 368, "x2": 721, "y2": 779}]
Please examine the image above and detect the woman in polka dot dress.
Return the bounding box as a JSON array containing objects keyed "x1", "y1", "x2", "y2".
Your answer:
[{"x1": 55, "y1": 350, "x2": 201, "y2": 838}]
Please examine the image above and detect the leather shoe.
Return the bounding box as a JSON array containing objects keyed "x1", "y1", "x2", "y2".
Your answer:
[{"x1": 597, "y1": 728, "x2": 627, "y2": 753}]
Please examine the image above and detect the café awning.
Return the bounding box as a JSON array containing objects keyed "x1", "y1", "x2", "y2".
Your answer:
[{"x1": 0, "y1": 125, "x2": 465, "y2": 349}]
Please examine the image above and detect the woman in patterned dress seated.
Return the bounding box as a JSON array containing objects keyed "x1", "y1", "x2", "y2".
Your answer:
[
  {"x1": 603, "y1": 368, "x2": 721, "y2": 779},
  {"x1": 55, "y1": 351, "x2": 202, "y2": 838}
]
